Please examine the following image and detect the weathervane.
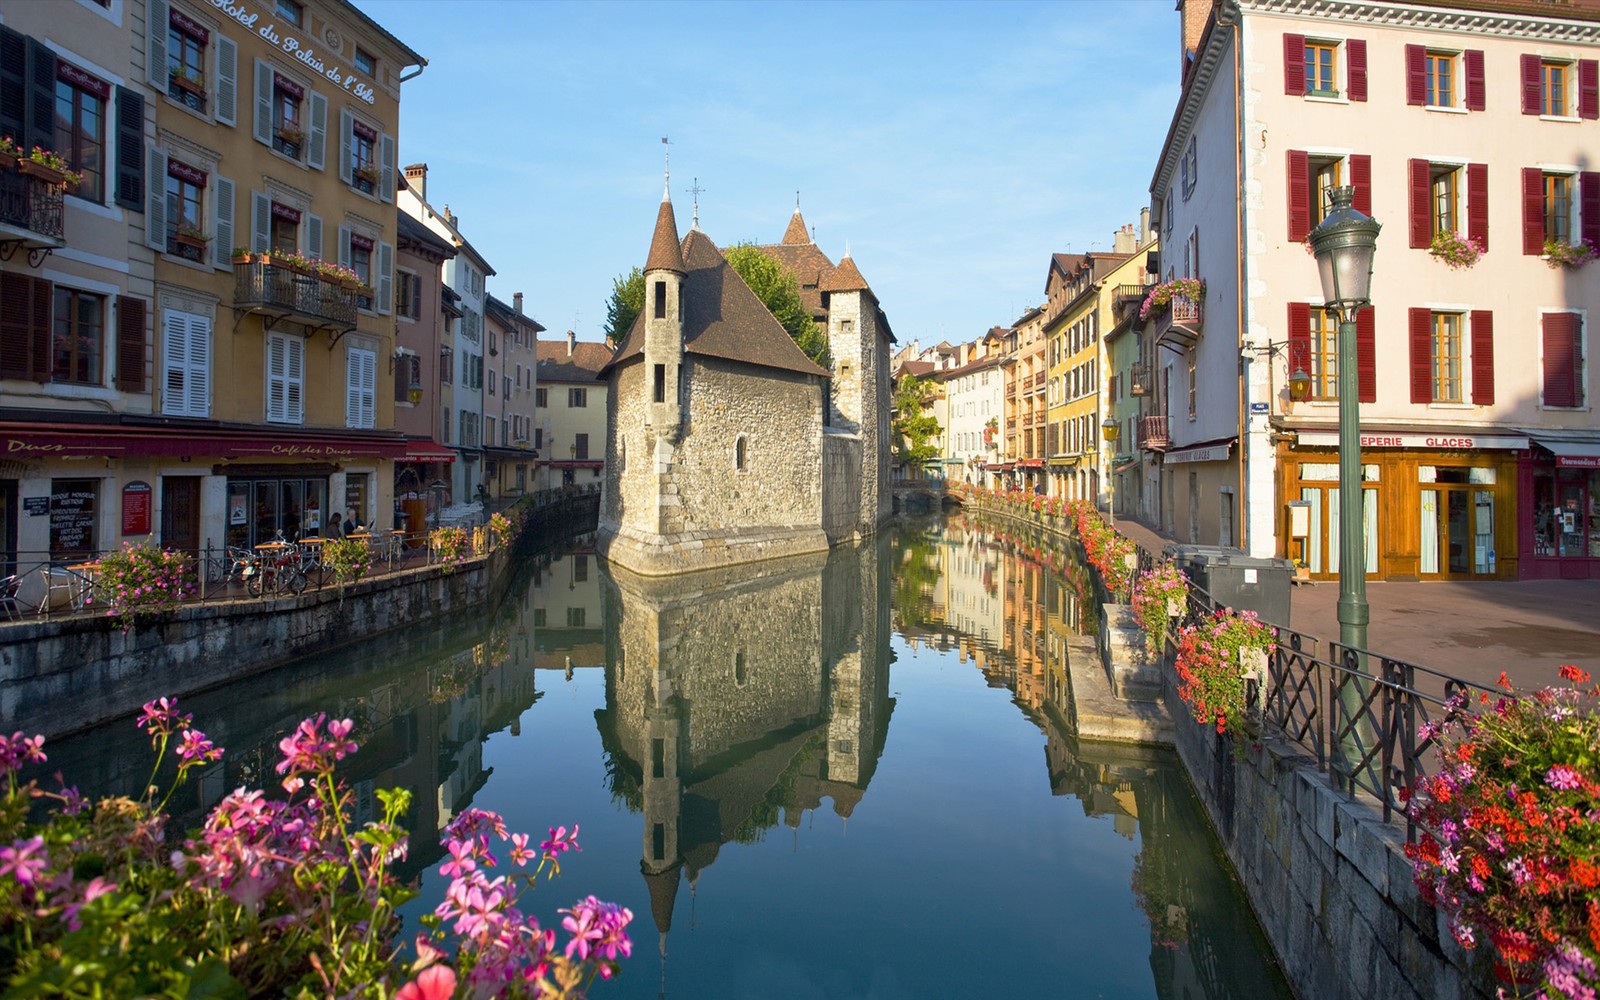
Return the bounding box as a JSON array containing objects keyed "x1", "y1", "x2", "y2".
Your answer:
[
  {"x1": 661, "y1": 136, "x2": 671, "y2": 190},
  {"x1": 687, "y1": 177, "x2": 705, "y2": 229}
]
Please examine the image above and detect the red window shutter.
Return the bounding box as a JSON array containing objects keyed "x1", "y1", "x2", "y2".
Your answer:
[
  {"x1": 1409, "y1": 308, "x2": 1433, "y2": 404},
  {"x1": 1287, "y1": 302, "x2": 1311, "y2": 378},
  {"x1": 1406, "y1": 45, "x2": 1427, "y2": 106},
  {"x1": 1470, "y1": 310, "x2": 1494, "y2": 406},
  {"x1": 0, "y1": 271, "x2": 50, "y2": 382},
  {"x1": 1350, "y1": 155, "x2": 1372, "y2": 215},
  {"x1": 1287, "y1": 150, "x2": 1310, "y2": 242},
  {"x1": 1357, "y1": 307, "x2": 1376, "y2": 403},
  {"x1": 116, "y1": 295, "x2": 146, "y2": 392},
  {"x1": 1348, "y1": 40, "x2": 1368, "y2": 102},
  {"x1": 1522, "y1": 54, "x2": 1542, "y2": 115},
  {"x1": 1283, "y1": 33, "x2": 1305, "y2": 95},
  {"x1": 1465, "y1": 50, "x2": 1486, "y2": 111},
  {"x1": 1467, "y1": 163, "x2": 1489, "y2": 252},
  {"x1": 1582, "y1": 172, "x2": 1600, "y2": 247},
  {"x1": 1542, "y1": 312, "x2": 1579, "y2": 408},
  {"x1": 1409, "y1": 159, "x2": 1433, "y2": 249},
  {"x1": 1579, "y1": 59, "x2": 1598, "y2": 120},
  {"x1": 1523, "y1": 167, "x2": 1546, "y2": 255}
]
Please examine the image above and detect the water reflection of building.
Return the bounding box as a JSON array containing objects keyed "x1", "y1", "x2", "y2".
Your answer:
[
  {"x1": 526, "y1": 542, "x2": 606, "y2": 677},
  {"x1": 596, "y1": 540, "x2": 893, "y2": 985}
]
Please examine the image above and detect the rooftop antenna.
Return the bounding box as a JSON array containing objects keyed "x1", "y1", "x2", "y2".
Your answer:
[{"x1": 686, "y1": 177, "x2": 705, "y2": 229}]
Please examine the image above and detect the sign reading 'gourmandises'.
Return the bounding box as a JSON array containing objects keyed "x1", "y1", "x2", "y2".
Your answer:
[{"x1": 208, "y1": 0, "x2": 377, "y2": 105}]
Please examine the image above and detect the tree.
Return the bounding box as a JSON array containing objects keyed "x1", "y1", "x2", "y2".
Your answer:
[
  {"x1": 723, "y1": 244, "x2": 831, "y2": 367},
  {"x1": 892, "y1": 374, "x2": 942, "y2": 472},
  {"x1": 603, "y1": 267, "x2": 644, "y2": 346}
]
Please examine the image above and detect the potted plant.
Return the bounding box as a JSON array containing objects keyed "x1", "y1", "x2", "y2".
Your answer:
[
  {"x1": 174, "y1": 223, "x2": 209, "y2": 249},
  {"x1": 14, "y1": 144, "x2": 82, "y2": 190},
  {"x1": 169, "y1": 66, "x2": 205, "y2": 97},
  {"x1": 1138, "y1": 277, "x2": 1206, "y2": 321},
  {"x1": 1543, "y1": 238, "x2": 1599, "y2": 269},
  {"x1": 275, "y1": 122, "x2": 305, "y2": 146},
  {"x1": 230, "y1": 246, "x2": 254, "y2": 265},
  {"x1": 353, "y1": 162, "x2": 381, "y2": 185}
]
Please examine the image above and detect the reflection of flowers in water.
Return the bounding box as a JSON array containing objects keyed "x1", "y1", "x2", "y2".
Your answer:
[
  {"x1": 1131, "y1": 848, "x2": 1188, "y2": 949},
  {"x1": 429, "y1": 659, "x2": 479, "y2": 704}
]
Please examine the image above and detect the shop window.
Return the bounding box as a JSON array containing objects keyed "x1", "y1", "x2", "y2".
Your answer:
[
  {"x1": 52, "y1": 288, "x2": 104, "y2": 386},
  {"x1": 49, "y1": 478, "x2": 97, "y2": 560},
  {"x1": 1533, "y1": 472, "x2": 1599, "y2": 558},
  {"x1": 345, "y1": 474, "x2": 369, "y2": 527},
  {"x1": 225, "y1": 476, "x2": 327, "y2": 549}
]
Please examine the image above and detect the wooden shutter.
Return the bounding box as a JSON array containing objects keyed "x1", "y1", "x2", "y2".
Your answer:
[
  {"x1": 1542, "y1": 312, "x2": 1580, "y2": 408},
  {"x1": 145, "y1": 147, "x2": 167, "y2": 251},
  {"x1": 285, "y1": 336, "x2": 303, "y2": 422},
  {"x1": 24, "y1": 38, "x2": 54, "y2": 156},
  {"x1": 1467, "y1": 163, "x2": 1488, "y2": 252},
  {"x1": 1582, "y1": 60, "x2": 1599, "y2": 120},
  {"x1": 1287, "y1": 302, "x2": 1311, "y2": 380},
  {"x1": 116, "y1": 295, "x2": 146, "y2": 392},
  {"x1": 146, "y1": 0, "x2": 169, "y2": 87},
  {"x1": 339, "y1": 109, "x2": 353, "y2": 184},
  {"x1": 267, "y1": 333, "x2": 286, "y2": 421},
  {"x1": 346, "y1": 348, "x2": 363, "y2": 427},
  {"x1": 1287, "y1": 150, "x2": 1310, "y2": 242},
  {"x1": 114, "y1": 87, "x2": 145, "y2": 211},
  {"x1": 1357, "y1": 307, "x2": 1376, "y2": 404},
  {"x1": 252, "y1": 59, "x2": 272, "y2": 145},
  {"x1": 380, "y1": 132, "x2": 396, "y2": 203},
  {"x1": 1409, "y1": 308, "x2": 1433, "y2": 404},
  {"x1": 0, "y1": 272, "x2": 50, "y2": 382},
  {"x1": 1521, "y1": 54, "x2": 1542, "y2": 115},
  {"x1": 306, "y1": 213, "x2": 322, "y2": 261},
  {"x1": 211, "y1": 175, "x2": 235, "y2": 268},
  {"x1": 186, "y1": 315, "x2": 210, "y2": 415},
  {"x1": 347, "y1": 347, "x2": 375, "y2": 428},
  {"x1": 1523, "y1": 168, "x2": 1546, "y2": 255},
  {"x1": 1350, "y1": 155, "x2": 1372, "y2": 215},
  {"x1": 251, "y1": 189, "x2": 270, "y2": 254},
  {"x1": 1283, "y1": 33, "x2": 1305, "y2": 95},
  {"x1": 1581, "y1": 172, "x2": 1600, "y2": 247},
  {"x1": 1405, "y1": 45, "x2": 1426, "y2": 106},
  {"x1": 337, "y1": 225, "x2": 351, "y2": 269},
  {"x1": 0, "y1": 27, "x2": 26, "y2": 144},
  {"x1": 1347, "y1": 40, "x2": 1367, "y2": 102},
  {"x1": 1470, "y1": 310, "x2": 1494, "y2": 406},
  {"x1": 377, "y1": 241, "x2": 394, "y2": 314},
  {"x1": 306, "y1": 92, "x2": 327, "y2": 170},
  {"x1": 215, "y1": 35, "x2": 238, "y2": 126},
  {"x1": 161, "y1": 309, "x2": 184, "y2": 415},
  {"x1": 1465, "y1": 50, "x2": 1486, "y2": 111},
  {"x1": 1409, "y1": 159, "x2": 1432, "y2": 249}
]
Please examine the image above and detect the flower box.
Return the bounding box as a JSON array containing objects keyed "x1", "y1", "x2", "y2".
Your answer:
[
  {"x1": 15, "y1": 158, "x2": 69, "y2": 188},
  {"x1": 169, "y1": 72, "x2": 206, "y2": 98},
  {"x1": 353, "y1": 164, "x2": 381, "y2": 185},
  {"x1": 275, "y1": 125, "x2": 305, "y2": 146},
  {"x1": 174, "y1": 229, "x2": 209, "y2": 249}
]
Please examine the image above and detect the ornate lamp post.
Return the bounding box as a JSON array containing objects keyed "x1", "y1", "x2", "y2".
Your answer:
[
  {"x1": 1307, "y1": 185, "x2": 1381, "y2": 655},
  {"x1": 1102, "y1": 415, "x2": 1120, "y2": 531}
]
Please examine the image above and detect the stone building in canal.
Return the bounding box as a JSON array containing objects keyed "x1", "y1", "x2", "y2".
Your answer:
[{"x1": 597, "y1": 187, "x2": 893, "y2": 576}]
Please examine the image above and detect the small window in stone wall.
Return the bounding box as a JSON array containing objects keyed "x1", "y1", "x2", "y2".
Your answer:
[
  {"x1": 734, "y1": 435, "x2": 747, "y2": 471},
  {"x1": 619, "y1": 436, "x2": 626, "y2": 473},
  {"x1": 734, "y1": 649, "x2": 748, "y2": 686}
]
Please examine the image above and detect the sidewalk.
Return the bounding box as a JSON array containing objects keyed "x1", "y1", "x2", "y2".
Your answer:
[{"x1": 1113, "y1": 515, "x2": 1600, "y2": 692}]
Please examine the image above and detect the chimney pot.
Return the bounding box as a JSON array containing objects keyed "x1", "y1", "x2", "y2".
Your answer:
[
  {"x1": 567, "y1": 330, "x2": 575, "y2": 356},
  {"x1": 513, "y1": 291, "x2": 524, "y2": 313}
]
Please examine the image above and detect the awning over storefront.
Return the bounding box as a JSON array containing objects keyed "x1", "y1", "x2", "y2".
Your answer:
[
  {"x1": 1294, "y1": 430, "x2": 1529, "y2": 451},
  {"x1": 401, "y1": 440, "x2": 456, "y2": 463},
  {"x1": 987, "y1": 462, "x2": 1015, "y2": 472},
  {"x1": 1018, "y1": 459, "x2": 1044, "y2": 469},
  {"x1": 1164, "y1": 439, "x2": 1235, "y2": 464},
  {"x1": 1531, "y1": 437, "x2": 1600, "y2": 468},
  {"x1": 0, "y1": 421, "x2": 411, "y2": 461},
  {"x1": 539, "y1": 460, "x2": 604, "y2": 470}
]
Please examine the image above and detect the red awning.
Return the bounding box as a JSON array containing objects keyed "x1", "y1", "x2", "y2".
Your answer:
[
  {"x1": 401, "y1": 440, "x2": 457, "y2": 463},
  {"x1": 0, "y1": 422, "x2": 411, "y2": 461}
]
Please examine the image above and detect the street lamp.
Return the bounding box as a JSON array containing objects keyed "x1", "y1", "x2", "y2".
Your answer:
[
  {"x1": 1307, "y1": 185, "x2": 1381, "y2": 656},
  {"x1": 1102, "y1": 414, "x2": 1120, "y2": 531}
]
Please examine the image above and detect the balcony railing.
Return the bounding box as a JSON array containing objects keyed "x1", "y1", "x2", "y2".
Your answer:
[
  {"x1": 1128, "y1": 361, "x2": 1150, "y2": 397},
  {"x1": 0, "y1": 161, "x2": 66, "y2": 253},
  {"x1": 233, "y1": 257, "x2": 358, "y2": 330},
  {"x1": 1139, "y1": 415, "x2": 1170, "y2": 451},
  {"x1": 1152, "y1": 295, "x2": 1203, "y2": 350}
]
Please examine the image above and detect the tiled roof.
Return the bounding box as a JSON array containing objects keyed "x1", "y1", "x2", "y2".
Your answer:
[
  {"x1": 485, "y1": 294, "x2": 545, "y2": 332},
  {"x1": 535, "y1": 339, "x2": 612, "y2": 382},
  {"x1": 782, "y1": 208, "x2": 810, "y2": 244},
  {"x1": 645, "y1": 191, "x2": 685, "y2": 274},
  {"x1": 396, "y1": 212, "x2": 456, "y2": 260},
  {"x1": 819, "y1": 254, "x2": 870, "y2": 293},
  {"x1": 896, "y1": 359, "x2": 935, "y2": 379},
  {"x1": 751, "y1": 240, "x2": 836, "y2": 319}
]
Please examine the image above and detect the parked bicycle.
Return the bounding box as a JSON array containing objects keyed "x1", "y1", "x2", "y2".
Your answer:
[{"x1": 244, "y1": 540, "x2": 309, "y2": 597}]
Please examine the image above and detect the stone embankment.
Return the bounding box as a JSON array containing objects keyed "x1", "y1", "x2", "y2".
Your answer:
[{"x1": 0, "y1": 492, "x2": 599, "y2": 741}]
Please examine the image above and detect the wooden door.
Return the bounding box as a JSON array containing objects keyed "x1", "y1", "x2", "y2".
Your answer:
[{"x1": 161, "y1": 477, "x2": 202, "y2": 555}]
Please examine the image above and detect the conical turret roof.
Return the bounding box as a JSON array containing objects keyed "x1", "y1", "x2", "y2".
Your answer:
[
  {"x1": 819, "y1": 253, "x2": 870, "y2": 293},
  {"x1": 645, "y1": 189, "x2": 685, "y2": 274},
  {"x1": 782, "y1": 208, "x2": 810, "y2": 245}
]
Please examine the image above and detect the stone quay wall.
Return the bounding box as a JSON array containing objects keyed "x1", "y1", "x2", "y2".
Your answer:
[
  {"x1": 964, "y1": 499, "x2": 1496, "y2": 1000},
  {"x1": 821, "y1": 430, "x2": 863, "y2": 544},
  {"x1": 0, "y1": 493, "x2": 599, "y2": 741}
]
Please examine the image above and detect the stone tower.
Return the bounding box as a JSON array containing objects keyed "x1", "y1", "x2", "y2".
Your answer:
[
  {"x1": 642, "y1": 184, "x2": 686, "y2": 446},
  {"x1": 821, "y1": 254, "x2": 891, "y2": 535}
]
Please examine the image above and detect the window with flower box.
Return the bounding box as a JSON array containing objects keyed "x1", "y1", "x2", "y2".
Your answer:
[
  {"x1": 1287, "y1": 151, "x2": 1372, "y2": 241},
  {"x1": 54, "y1": 61, "x2": 108, "y2": 203},
  {"x1": 1410, "y1": 160, "x2": 1489, "y2": 252},
  {"x1": 253, "y1": 61, "x2": 325, "y2": 168},
  {"x1": 339, "y1": 110, "x2": 392, "y2": 202},
  {"x1": 163, "y1": 158, "x2": 207, "y2": 261},
  {"x1": 166, "y1": 10, "x2": 208, "y2": 112},
  {"x1": 1522, "y1": 168, "x2": 1600, "y2": 254}
]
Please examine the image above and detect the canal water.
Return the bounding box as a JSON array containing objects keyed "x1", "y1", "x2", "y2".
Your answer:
[{"x1": 41, "y1": 515, "x2": 1291, "y2": 999}]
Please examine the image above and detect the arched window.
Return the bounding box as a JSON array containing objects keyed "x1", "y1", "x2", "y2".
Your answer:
[{"x1": 734, "y1": 434, "x2": 748, "y2": 471}]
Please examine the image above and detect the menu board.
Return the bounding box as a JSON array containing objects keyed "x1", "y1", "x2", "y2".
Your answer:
[
  {"x1": 50, "y1": 481, "x2": 97, "y2": 556},
  {"x1": 122, "y1": 481, "x2": 152, "y2": 536}
]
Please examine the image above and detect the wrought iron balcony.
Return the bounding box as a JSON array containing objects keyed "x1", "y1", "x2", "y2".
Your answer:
[
  {"x1": 0, "y1": 161, "x2": 66, "y2": 264},
  {"x1": 1152, "y1": 295, "x2": 1203, "y2": 351},
  {"x1": 1128, "y1": 361, "x2": 1151, "y2": 397},
  {"x1": 1139, "y1": 415, "x2": 1171, "y2": 451},
  {"x1": 1112, "y1": 282, "x2": 1153, "y2": 323},
  {"x1": 232, "y1": 257, "x2": 357, "y2": 332}
]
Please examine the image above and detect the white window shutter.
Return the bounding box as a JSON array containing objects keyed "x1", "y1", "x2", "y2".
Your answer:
[
  {"x1": 211, "y1": 175, "x2": 234, "y2": 268},
  {"x1": 306, "y1": 213, "x2": 322, "y2": 261},
  {"x1": 188, "y1": 315, "x2": 211, "y2": 416},
  {"x1": 252, "y1": 59, "x2": 273, "y2": 146},
  {"x1": 215, "y1": 36, "x2": 238, "y2": 126},
  {"x1": 267, "y1": 333, "x2": 286, "y2": 421},
  {"x1": 380, "y1": 133, "x2": 395, "y2": 203},
  {"x1": 339, "y1": 109, "x2": 353, "y2": 184},
  {"x1": 362, "y1": 349, "x2": 376, "y2": 427},
  {"x1": 161, "y1": 310, "x2": 187, "y2": 415},
  {"x1": 145, "y1": 147, "x2": 167, "y2": 251},
  {"x1": 286, "y1": 336, "x2": 304, "y2": 422},
  {"x1": 251, "y1": 190, "x2": 270, "y2": 253},
  {"x1": 338, "y1": 225, "x2": 351, "y2": 269},
  {"x1": 147, "y1": 0, "x2": 169, "y2": 88},
  {"x1": 377, "y1": 241, "x2": 394, "y2": 314},
  {"x1": 306, "y1": 92, "x2": 327, "y2": 170}
]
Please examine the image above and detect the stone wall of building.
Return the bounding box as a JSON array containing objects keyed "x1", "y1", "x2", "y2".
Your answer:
[
  {"x1": 821, "y1": 431, "x2": 863, "y2": 543},
  {"x1": 825, "y1": 290, "x2": 892, "y2": 536}
]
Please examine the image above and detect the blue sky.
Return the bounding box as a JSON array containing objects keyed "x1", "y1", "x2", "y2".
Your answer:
[{"x1": 355, "y1": 0, "x2": 1179, "y2": 347}]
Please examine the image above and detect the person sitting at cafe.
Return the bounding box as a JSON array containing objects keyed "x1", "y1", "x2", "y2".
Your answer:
[
  {"x1": 344, "y1": 511, "x2": 362, "y2": 537},
  {"x1": 325, "y1": 512, "x2": 342, "y2": 538}
]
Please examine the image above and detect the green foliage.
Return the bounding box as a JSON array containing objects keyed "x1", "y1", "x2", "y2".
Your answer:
[
  {"x1": 91, "y1": 544, "x2": 194, "y2": 631},
  {"x1": 723, "y1": 244, "x2": 831, "y2": 367},
  {"x1": 322, "y1": 537, "x2": 370, "y2": 589},
  {"x1": 603, "y1": 267, "x2": 644, "y2": 346},
  {"x1": 892, "y1": 375, "x2": 942, "y2": 469}
]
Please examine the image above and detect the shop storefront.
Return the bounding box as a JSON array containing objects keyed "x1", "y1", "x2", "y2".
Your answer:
[
  {"x1": 1519, "y1": 438, "x2": 1600, "y2": 579},
  {"x1": 1283, "y1": 431, "x2": 1526, "y2": 580}
]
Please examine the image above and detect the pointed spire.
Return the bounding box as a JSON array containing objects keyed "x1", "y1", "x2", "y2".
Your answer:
[
  {"x1": 645, "y1": 189, "x2": 684, "y2": 274},
  {"x1": 781, "y1": 202, "x2": 810, "y2": 245},
  {"x1": 820, "y1": 253, "x2": 870, "y2": 293}
]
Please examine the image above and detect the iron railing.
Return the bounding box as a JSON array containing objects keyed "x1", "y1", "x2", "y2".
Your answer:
[
  {"x1": 1139, "y1": 414, "x2": 1170, "y2": 450},
  {"x1": 1128, "y1": 361, "x2": 1150, "y2": 396},
  {"x1": 233, "y1": 259, "x2": 358, "y2": 327},
  {"x1": 0, "y1": 164, "x2": 65, "y2": 241}
]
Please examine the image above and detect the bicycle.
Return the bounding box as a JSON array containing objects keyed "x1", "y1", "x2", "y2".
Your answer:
[
  {"x1": 203, "y1": 546, "x2": 256, "y2": 590},
  {"x1": 244, "y1": 543, "x2": 309, "y2": 597}
]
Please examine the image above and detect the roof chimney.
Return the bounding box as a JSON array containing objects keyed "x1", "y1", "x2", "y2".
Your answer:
[
  {"x1": 513, "y1": 291, "x2": 523, "y2": 314},
  {"x1": 1139, "y1": 207, "x2": 1151, "y2": 243},
  {"x1": 566, "y1": 330, "x2": 575, "y2": 356},
  {"x1": 403, "y1": 163, "x2": 427, "y2": 202},
  {"x1": 1113, "y1": 223, "x2": 1137, "y2": 255}
]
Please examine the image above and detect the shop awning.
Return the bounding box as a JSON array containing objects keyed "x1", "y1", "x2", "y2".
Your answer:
[
  {"x1": 987, "y1": 462, "x2": 1015, "y2": 472},
  {"x1": 401, "y1": 440, "x2": 456, "y2": 463},
  {"x1": 0, "y1": 421, "x2": 411, "y2": 460},
  {"x1": 1532, "y1": 437, "x2": 1600, "y2": 468},
  {"x1": 1165, "y1": 439, "x2": 1236, "y2": 465},
  {"x1": 1018, "y1": 459, "x2": 1044, "y2": 469},
  {"x1": 539, "y1": 460, "x2": 604, "y2": 469}
]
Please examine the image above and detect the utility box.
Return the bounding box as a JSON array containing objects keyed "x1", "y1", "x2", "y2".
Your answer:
[{"x1": 1165, "y1": 544, "x2": 1295, "y2": 628}]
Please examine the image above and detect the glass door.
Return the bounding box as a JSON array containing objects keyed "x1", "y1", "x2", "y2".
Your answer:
[{"x1": 1420, "y1": 485, "x2": 1496, "y2": 577}]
